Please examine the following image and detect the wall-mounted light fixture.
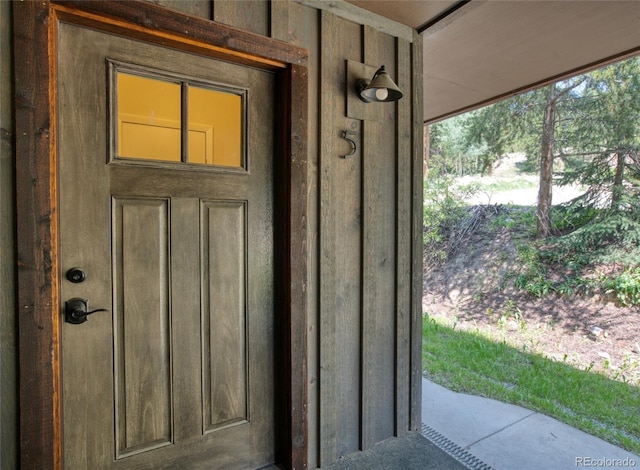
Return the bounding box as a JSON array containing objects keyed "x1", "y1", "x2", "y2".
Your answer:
[
  {"x1": 356, "y1": 65, "x2": 403, "y2": 103},
  {"x1": 346, "y1": 61, "x2": 403, "y2": 122}
]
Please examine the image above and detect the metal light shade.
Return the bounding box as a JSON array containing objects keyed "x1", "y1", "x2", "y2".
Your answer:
[{"x1": 356, "y1": 65, "x2": 403, "y2": 103}]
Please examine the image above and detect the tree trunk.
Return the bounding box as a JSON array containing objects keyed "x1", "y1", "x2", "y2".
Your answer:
[
  {"x1": 611, "y1": 151, "x2": 625, "y2": 210},
  {"x1": 536, "y1": 85, "x2": 557, "y2": 239}
]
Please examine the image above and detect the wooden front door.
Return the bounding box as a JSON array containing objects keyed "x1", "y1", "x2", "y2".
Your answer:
[{"x1": 58, "y1": 21, "x2": 276, "y2": 469}]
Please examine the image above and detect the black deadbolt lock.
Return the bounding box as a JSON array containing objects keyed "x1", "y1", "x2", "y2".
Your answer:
[
  {"x1": 64, "y1": 298, "x2": 108, "y2": 325},
  {"x1": 66, "y1": 267, "x2": 87, "y2": 284}
]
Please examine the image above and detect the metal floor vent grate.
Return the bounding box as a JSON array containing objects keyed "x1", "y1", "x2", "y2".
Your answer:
[{"x1": 421, "y1": 423, "x2": 494, "y2": 470}]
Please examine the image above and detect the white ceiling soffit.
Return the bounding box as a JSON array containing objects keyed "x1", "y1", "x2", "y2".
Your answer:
[
  {"x1": 346, "y1": 0, "x2": 460, "y2": 30},
  {"x1": 347, "y1": 1, "x2": 640, "y2": 124},
  {"x1": 422, "y1": 0, "x2": 640, "y2": 123}
]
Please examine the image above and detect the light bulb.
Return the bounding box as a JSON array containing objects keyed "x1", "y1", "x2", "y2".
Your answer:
[{"x1": 374, "y1": 88, "x2": 389, "y2": 101}]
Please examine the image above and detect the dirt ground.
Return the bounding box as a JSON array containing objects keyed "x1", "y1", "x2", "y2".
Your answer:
[{"x1": 422, "y1": 207, "x2": 640, "y2": 385}]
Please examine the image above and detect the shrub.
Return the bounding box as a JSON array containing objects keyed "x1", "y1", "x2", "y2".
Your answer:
[
  {"x1": 507, "y1": 239, "x2": 555, "y2": 297},
  {"x1": 423, "y1": 173, "x2": 478, "y2": 267},
  {"x1": 604, "y1": 267, "x2": 640, "y2": 306}
]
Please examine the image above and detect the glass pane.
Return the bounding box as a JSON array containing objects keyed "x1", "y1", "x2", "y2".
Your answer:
[
  {"x1": 117, "y1": 73, "x2": 181, "y2": 162},
  {"x1": 188, "y1": 86, "x2": 242, "y2": 167}
]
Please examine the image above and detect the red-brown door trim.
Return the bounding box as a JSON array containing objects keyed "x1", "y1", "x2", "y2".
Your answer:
[{"x1": 13, "y1": 2, "x2": 308, "y2": 468}]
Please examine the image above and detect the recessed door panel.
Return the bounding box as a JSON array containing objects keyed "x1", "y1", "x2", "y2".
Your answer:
[
  {"x1": 201, "y1": 201, "x2": 248, "y2": 431},
  {"x1": 113, "y1": 198, "x2": 172, "y2": 457}
]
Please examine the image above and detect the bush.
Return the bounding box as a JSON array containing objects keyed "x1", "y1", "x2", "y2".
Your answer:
[
  {"x1": 513, "y1": 242, "x2": 555, "y2": 297},
  {"x1": 604, "y1": 267, "x2": 640, "y2": 306},
  {"x1": 423, "y1": 173, "x2": 478, "y2": 267},
  {"x1": 543, "y1": 211, "x2": 640, "y2": 269},
  {"x1": 510, "y1": 200, "x2": 640, "y2": 301}
]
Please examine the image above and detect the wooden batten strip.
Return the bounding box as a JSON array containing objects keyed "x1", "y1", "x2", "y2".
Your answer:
[
  {"x1": 410, "y1": 31, "x2": 424, "y2": 432},
  {"x1": 395, "y1": 36, "x2": 412, "y2": 437}
]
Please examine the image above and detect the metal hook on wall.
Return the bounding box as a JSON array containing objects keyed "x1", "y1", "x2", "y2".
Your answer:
[{"x1": 341, "y1": 130, "x2": 358, "y2": 159}]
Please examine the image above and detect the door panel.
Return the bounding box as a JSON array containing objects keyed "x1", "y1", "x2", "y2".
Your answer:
[
  {"x1": 58, "y1": 22, "x2": 275, "y2": 469},
  {"x1": 201, "y1": 201, "x2": 248, "y2": 431},
  {"x1": 113, "y1": 197, "x2": 172, "y2": 457}
]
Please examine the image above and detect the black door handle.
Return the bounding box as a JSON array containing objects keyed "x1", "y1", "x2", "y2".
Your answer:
[{"x1": 64, "y1": 298, "x2": 108, "y2": 324}]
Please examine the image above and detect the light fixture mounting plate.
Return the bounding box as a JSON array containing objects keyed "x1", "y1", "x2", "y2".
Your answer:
[{"x1": 346, "y1": 60, "x2": 383, "y2": 122}]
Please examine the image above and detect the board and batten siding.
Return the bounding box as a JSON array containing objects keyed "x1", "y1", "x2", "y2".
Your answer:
[
  {"x1": 273, "y1": 3, "x2": 423, "y2": 466},
  {"x1": 1, "y1": 1, "x2": 422, "y2": 468}
]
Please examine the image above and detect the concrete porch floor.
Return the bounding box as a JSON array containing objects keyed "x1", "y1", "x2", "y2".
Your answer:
[
  {"x1": 322, "y1": 431, "x2": 469, "y2": 470},
  {"x1": 322, "y1": 378, "x2": 638, "y2": 469},
  {"x1": 421, "y1": 378, "x2": 638, "y2": 470}
]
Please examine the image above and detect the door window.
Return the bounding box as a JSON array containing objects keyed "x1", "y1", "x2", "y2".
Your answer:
[{"x1": 112, "y1": 63, "x2": 245, "y2": 168}]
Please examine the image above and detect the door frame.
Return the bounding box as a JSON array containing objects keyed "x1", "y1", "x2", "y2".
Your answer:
[{"x1": 13, "y1": 1, "x2": 309, "y2": 468}]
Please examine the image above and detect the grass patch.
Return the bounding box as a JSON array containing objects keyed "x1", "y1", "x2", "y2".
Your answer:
[
  {"x1": 462, "y1": 177, "x2": 538, "y2": 193},
  {"x1": 423, "y1": 316, "x2": 640, "y2": 454}
]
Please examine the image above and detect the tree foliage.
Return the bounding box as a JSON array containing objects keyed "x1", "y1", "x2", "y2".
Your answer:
[
  {"x1": 428, "y1": 113, "x2": 486, "y2": 176},
  {"x1": 465, "y1": 99, "x2": 517, "y2": 175},
  {"x1": 559, "y1": 57, "x2": 640, "y2": 208},
  {"x1": 427, "y1": 55, "x2": 640, "y2": 301},
  {"x1": 428, "y1": 56, "x2": 640, "y2": 224}
]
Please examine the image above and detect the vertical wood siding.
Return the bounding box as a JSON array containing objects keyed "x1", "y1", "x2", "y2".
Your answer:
[
  {"x1": 361, "y1": 25, "x2": 398, "y2": 449},
  {"x1": 1, "y1": 1, "x2": 17, "y2": 469},
  {"x1": 319, "y1": 11, "x2": 363, "y2": 464},
  {"x1": 213, "y1": 0, "x2": 270, "y2": 37},
  {"x1": 306, "y1": 3, "x2": 420, "y2": 466}
]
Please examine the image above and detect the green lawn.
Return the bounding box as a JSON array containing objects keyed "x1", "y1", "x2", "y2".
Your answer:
[{"x1": 422, "y1": 316, "x2": 640, "y2": 455}]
